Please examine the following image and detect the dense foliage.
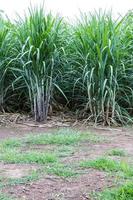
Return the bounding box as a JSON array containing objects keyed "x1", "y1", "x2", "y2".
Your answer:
[{"x1": 0, "y1": 8, "x2": 133, "y2": 125}]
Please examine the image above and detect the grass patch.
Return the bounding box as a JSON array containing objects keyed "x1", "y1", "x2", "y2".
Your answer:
[
  {"x1": 55, "y1": 145, "x2": 75, "y2": 157},
  {"x1": 0, "y1": 150, "x2": 57, "y2": 164},
  {"x1": 80, "y1": 158, "x2": 133, "y2": 176},
  {"x1": 120, "y1": 161, "x2": 133, "y2": 178},
  {"x1": 26, "y1": 133, "x2": 80, "y2": 145},
  {"x1": 46, "y1": 164, "x2": 77, "y2": 178},
  {"x1": 80, "y1": 158, "x2": 120, "y2": 171},
  {"x1": 0, "y1": 193, "x2": 14, "y2": 200},
  {"x1": 95, "y1": 182, "x2": 133, "y2": 200},
  {"x1": 0, "y1": 138, "x2": 22, "y2": 149},
  {"x1": 0, "y1": 129, "x2": 103, "y2": 154},
  {"x1": 108, "y1": 149, "x2": 126, "y2": 157},
  {"x1": 25, "y1": 128, "x2": 102, "y2": 146}
]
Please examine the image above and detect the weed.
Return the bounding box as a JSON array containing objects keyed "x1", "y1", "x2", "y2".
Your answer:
[
  {"x1": 95, "y1": 182, "x2": 133, "y2": 200},
  {"x1": 108, "y1": 149, "x2": 126, "y2": 157},
  {"x1": 80, "y1": 158, "x2": 133, "y2": 176},
  {"x1": 46, "y1": 164, "x2": 77, "y2": 178},
  {"x1": 0, "y1": 138, "x2": 22, "y2": 149}
]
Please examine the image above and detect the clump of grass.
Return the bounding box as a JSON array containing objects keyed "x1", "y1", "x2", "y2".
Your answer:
[
  {"x1": 80, "y1": 158, "x2": 120, "y2": 172},
  {"x1": 80, "y1": 158, "x2": 133, "y2": 176},
  {"x1": 55, "y1": 145, "x2": 75, "y2": 157},
  {"x1": 0, "y1": 150, "x2": 57, "y2": 164},
  {"x1": 46, "y1": 164, "x2": 77, "y2": 178},
  {"x1": 120, "y1": 161, "x2": 133, "y2": 177},
  {"x1": 0, "y1": 138, "x2": 22, "y2": 149},
  {"x1": 81, "y1": 132, "x2": 104, "y2": 143},
  {"x1": 96, "y1": 182, "x2": 133, "y2": 200},
  {"x1": 0, "y1": 193, "x2": 14, "y2": 200},
  {"x1": 108, "y1": 149, "x2": 126, "y2": 157}
]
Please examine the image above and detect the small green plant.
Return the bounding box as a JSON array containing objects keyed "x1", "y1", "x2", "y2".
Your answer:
[
  {"x1": 120, "y1": 161, "x2": 133, "y2": 177},
  {"x1": 96, "y1": 182, "x2": 133, "y2": 200},
  {"x1": 55, "y1": 145, "x2": 75, "y2": 158},
  {"x1": 46, "y1": 164, "x2": 77, "y2": 178},
  {"x1": 108, "y1": 149, "x2": 126, "y2": 156}
]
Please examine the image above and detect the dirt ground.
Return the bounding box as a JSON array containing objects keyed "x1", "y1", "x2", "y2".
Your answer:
[{"x1": 0, "y1": 124, "x2": 133, "y2": 200}]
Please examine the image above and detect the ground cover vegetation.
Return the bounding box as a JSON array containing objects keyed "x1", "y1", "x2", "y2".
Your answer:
[{"x1": 0, "y1": 128, "x2": 132, "y2": 199}]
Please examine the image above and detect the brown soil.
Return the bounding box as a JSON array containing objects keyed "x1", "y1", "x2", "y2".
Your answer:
[
  {"x1": 0, "y1": 125, "x2": 133, "y2": 200},
  {"x1": 0, "y1": 125, "x2": 56, "y2": 140},
  {"x1": 0, "y1": 164, "x2": 39, "y2": 179},
  {"x1": 3, "y1": 171, "x2": 113, "y2": 200}
]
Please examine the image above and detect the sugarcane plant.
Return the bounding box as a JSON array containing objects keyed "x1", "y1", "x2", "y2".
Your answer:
[
  {"x1": 0, "y1": 14, "x2": 13, "y2": 111},
  {"x1": 65, "y1": 11, "x2": 133, "y2": 125},
  {"x1": 0, "y1": 7, "x2": 133, "y2": 125},
  {"x1": 10, "y1": 7, "x2": 66, "y2": 122}
]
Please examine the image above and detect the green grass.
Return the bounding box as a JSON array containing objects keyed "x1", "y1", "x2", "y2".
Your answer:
[
  {"x1": 119, "y1": 161, "x2": 133, "y2": 178},
  {"x1": 25, "y1": 129, "x2": 102, "y2": 146},
  {"x1": 0, "y1": 138, "x2": 22, "y2": 149},
  {"x1": 95, "y1": 182, "x2": 133, "y2": 200},
  {"x1": 46, "y1": 164, "x2": 77, "y2": 178},
  {"x1": 80, "y1": 158, "x2": 120, "y2": 171},
  {"x1": 55, "y1": 145, "x2": 75, "y2": 158},
  {"x1": 0, "y1": 129, "x2": 102, "y2": 152},
  {"x1": 0, "y1": 150, "x2": 57, "y2": 164},
  {"x1": 26, "y1": 132, "x2": 80, "y2": 145},
  {"x1": 108, "y1": 149, "x2": 126, "y2": 157},
  {"x1": 80, "y1": 158, "x2": 133, "y2": 176},
  {"x1": 0, "y1": 193, "x2": 14, "y2": 200},
  {"x1": 25, "y1": 128, "x2": 81, "y2": 145}
]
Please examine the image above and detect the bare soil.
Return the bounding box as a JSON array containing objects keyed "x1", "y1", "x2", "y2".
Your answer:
[
  {"x1": 3, "y1": 171, "x2": 113, "y2": 200},
  {"x1": 0, "y1": 125, "x2": 133, "y2": 200},
  {"x1": 0, "y1": 164, "x2": 39, "y2": 179}
]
